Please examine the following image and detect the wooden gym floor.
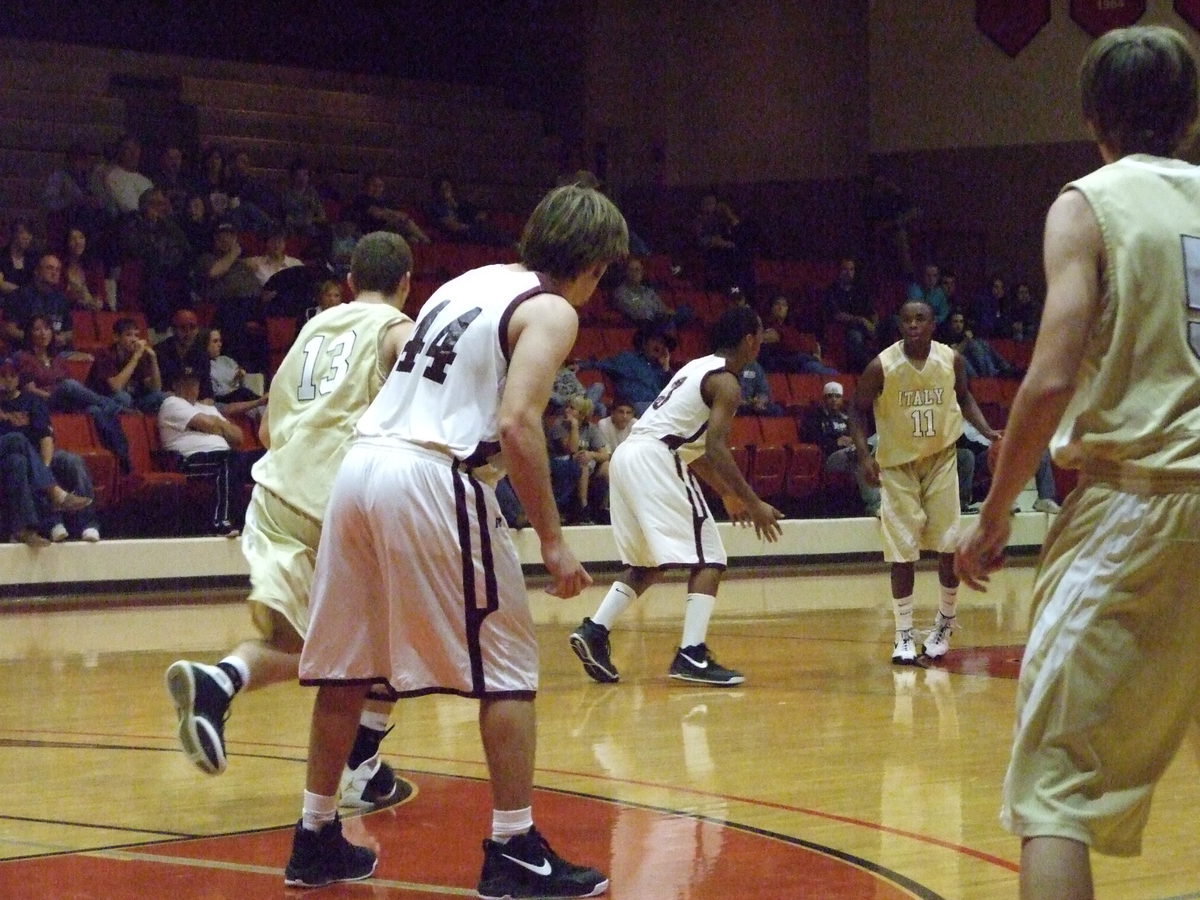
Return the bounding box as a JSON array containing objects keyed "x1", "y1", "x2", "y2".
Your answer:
[{"x1": 0, "y1": 563, "x2": 1197, "y2": 898}]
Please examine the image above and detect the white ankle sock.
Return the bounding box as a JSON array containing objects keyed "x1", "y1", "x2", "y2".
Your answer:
[
  {"x1": 939, "y1": 587, "x2": 958, "y2": 620},
  {"x1": 681, "y1": 593, "x2": 717, "y2": 648},
  {"x1": 893, "y1": 595, "x2": 914, "y2": 633},
  {"x1": 301, "y1": 791, "x2": 337, "y2": 832},
  {"x1": 491, "y1": 806, "x2": 533, "y2": 843},
  {"x1": 218, "y1": 655, "x2": 251, "y2": 694},
  {"x1": 359, "y1": 710, "x2": 390, "y2": 732},
  {"x1": 592, "y1": 582, "x2": 637, "y2": 630}
]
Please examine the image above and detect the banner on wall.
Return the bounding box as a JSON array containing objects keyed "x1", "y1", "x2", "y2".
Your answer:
[
  {"x1": 975, "y1": 0, "x2": 1051, "y2": 57},
  {"x1": 1176, "y1": 0, "x2": 1200, "y2": 32},
  {"x1": 1070, "y1": 0, "x2": 1146, "y2": 37}
]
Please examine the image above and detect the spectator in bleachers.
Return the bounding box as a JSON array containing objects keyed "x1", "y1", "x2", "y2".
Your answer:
[
  {"x1": 192, "y1": 146, "x2": 233, "y2": 221},
  {"x1": 176, "y1": 192, "x2": 216, "y2": 261},
  {"x1": 4, "y1": 253, "x2": 73, "y2": 350},
  {"x1": 971, "y1": 274, "x2": 1007, "y2": 339},
  {"x1": 596, "y1": 399, "x2": 637, "y2": 456},
  {"x1": 693, "y1": 192, "x2": 757, "y2": 294},
  {"x1": 552, "y1": 359, "x2": 607, "y2": 418},
  {"x1": 196, "y1": 222, "x2": 269, "y2": 374},
  {"x1": 41, "y1": 143, "x2": 109, "y2": 240},
  {"x1": 822, "y1": 257, "x2": 877, "y2": 373},
  {"x1": 348, "y1": 173, "x2": 430, "y2": 245},
  {"x1": 60, "y1": 228, "x2": 106, "y2": 311},
  {"x1": 0, "y1": 219, "x2": 36, "y2": 296},
  {"x1": 939, "y1": 268, "x2": 962, "y2": 314},
  {"x1": 16, "y1": 314, "x2": 130, "y2": 473},
  {"x1": 737, "y1": 358, "x2": 785, "y2": 416},
  {"x1": 907, "y1": 261, "x2": 950, "y2": 325},
  {"x1": 296, "y1": 278, "x2": 344, "y2": 330},
  {"x1": 86, "y1": 316, "x2": 168, "y2": 414},
  {"x1": 542, "y1": 398, "x2": 583, "y2": 521},
  {"x1": 226, "y1": 150, "x2": 282, "y2": 227},
  {"x1": 560, "y1": 169, "x2": 651, "y2": 255},
  {"x1": 760, "y1": 293, "x2": 837, "y2": 375},
  {"x1": 104, "y1": 135, "x2": 154, "y2": 216},
  {"x1": 155, "y1": 308, "x2": 213, "y2": 400},
  {"x1": 565, "y1": 395, "x2": 610, "y2": 524},
  {"x1": 157, "y1": 366, "x2": 245, "y2": 538},
  {"x1": 586, "y1": 325, "x2": 674, "y2": 415},
  {"x1": 611, "y1": 258, "x2": 692, "y2": 331},
  {"x1": 940, "y1": 311, "x2": 1018, "y2": 378},
  {"x1": 801, "y1": 380, "x2": 879, "y2": 515},
  {"x1": 959, "y1": 420, "x2": 1060, "y2": 513},
  {"x1": 247, "y1": 223, "x2": 302, "y2": 286},
  {"x1": 1005, "y1": 281, "x2": 1041, "y2": 342},
  {"x1": 152, "y1": 144, "x2": 191, "y2": 216},
  {"x1": 0, "y1": 355, "x2": 95, "y2": 544},
  {"x1": 118, "y1": 187, "x2": 193, "y2": 331},
  {"x1": 206, "y1": 327, "x2": 267, "y2": 422},
  {"x1": 428, "y1": 176, "x2": 509, "y2": 246},
  {"x1": 280, "y1": 158, "x2": 330, "y2": 248}
]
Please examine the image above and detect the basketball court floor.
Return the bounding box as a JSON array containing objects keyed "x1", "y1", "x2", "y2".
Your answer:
[{"x1": 1, "y1": 562, "x2": 1197, "y2": 898}]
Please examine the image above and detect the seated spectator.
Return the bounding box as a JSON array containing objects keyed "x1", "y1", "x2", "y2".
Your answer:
[
  {"x1": 118, "y1": 187, "x2": 192, "y2": 331},
  {"x1": 428, "y1": 176, "x2": 509, "y2": 246},
  {"x1": 280, "y1": 158, "x2": 331, "y2": 256},
  {"x1": 156, "y1": 308, "x2": 213, "y2": 399},
  {"x1": 86, "y1": 316, "x2": 168, "y2": 414},
  {"x1": 41, "y1": 143, "x2": 109, "y2": 241},
  {"x1": 60, "y1": 228, "x2": 106, "y2": 311},
  {"x1": 16, "y1": 314, "x2": 131, "y2": 471},
  {"x1": 0, "y1": 219, "x2": 36, "y2": 296},
  {"x1": 157, "y1": 367, "x2": 245, "y2": 537},
  {"x1": 348, "y1": 173, "x2": 430, "y2": 245},
  {"x1": 907, "y1": 261, "x2": 950, "y2": 325},
  {"x1": 225, "y1": 149, "x2": 282, "y2": 227},
  {"x1": 941, "y1": 311, "x2": 1018, "y2": 378},
  {"x1": 553, "y1": 358, "x2": 607, "y2": 419},
  {"x1": 247, "y1": 223, "x2": 303, "y2": 286},
  {"x1": 560, "y1": 168, "x2": 652, "y2": 255},
  {"x1": 801, "y1": 380, "x2": 879, "y2": 515},
  {"x1": 152, "y1": 144, "x2": 191, "y2": 215},
  {"x1": 960, "y1": 420, "x2": 1060, "y2": 513},
  {"x1": 104, "y1": 135, "x2": 154, "y2": 216},
  {"x1": 972, "y1": 275, "x2": 1007, "y2": 339},
  {"x1": 176, "y1": 192, "x2": 215, "y2": 261},
  {"x1": 596, "y1": 399, "x2": 637, "y2": 456},
  {"x1": 297, "y1": 278, "x2": 345, "y2": 329},
  {"x1": 822, "y1": 257, "x2": 877, "y2": 373},
  {"x1": 1006, "y1": 282, "x2": 1041, "y2": 341},
  {"x1": 760, "y1": 293, "x2": 837, "y2": 374},
  {"x1": 196, "y1": 222, "x2": 269, "y2": 373},
  {"x1": 543, "y1": 398, "x2": 582, "y2": 520},
  {"x1": 565, "y1": 395, "x2": 610, "y2": 524},
  {"x1": 737, "y1": 358, "x2": 785, "y2": 416},
  {"x1": 586, "y1": 325, "x2": 674, "y2": 416},
  {"x1": 206, "y1": 327, "x2": 267, "y2": 422},
  {"x1": 4, "y1": 254, "x2": 73, "y2": 350},
  {"x1": 693, "y1": 192, "x2": 757, "y2": 293},
  {"x1": 0, "y1": 355, "x2": 94, "y2": 544},
  {"x1": 611, "y1": 258, "x2": 692, "y2": 330},
  {"x1": 191, "y1": 146, "x2": 233, "y2": 221}
]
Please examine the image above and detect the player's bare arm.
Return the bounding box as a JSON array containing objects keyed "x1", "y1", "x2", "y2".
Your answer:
[
  {"x1": 957, "y1": 188, "x2": 1103, "y2": 590},
  {"x1": 954, "y1": 354, "x2": 1000, "y2": 442},
  {"x1": 500, "y1": 293, "x2": 593, "y2": 597},
  {"x1": 700, "y1": 371, "x2": 784, "y2": 541},
  {"x1": 848, "y1": 357, "x2": 883, "y2": 485}
]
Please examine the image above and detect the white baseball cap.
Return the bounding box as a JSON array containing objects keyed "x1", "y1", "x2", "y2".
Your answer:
[{"x1": 823, "y1": 382, "x2": 843, "y2": 396}]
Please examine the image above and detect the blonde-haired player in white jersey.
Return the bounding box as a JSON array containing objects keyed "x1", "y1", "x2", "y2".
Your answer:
[
  {"x1": 570, "y1": 305, "x2": 784, "y2": 687},
  {"x1": 956, "y1": 26, "x2": 1200, "y2": 899},
  {"x1": 165, "y1": 232, "x2": 415, "y2": 808},
  {"x1": 848, "y1": 297, "x2": 999, "y2": 665},
  {"x1": 284, "y1": 185, "x2": 628, "y2": 894}
]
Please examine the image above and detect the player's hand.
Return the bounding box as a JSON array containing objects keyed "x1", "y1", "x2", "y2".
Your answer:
[
  {"x1": 954, "y1": 506, "x2": 1010, "y2": 591},
  {"x1": 749, "y1": 499, "x2": 785, "y2": 543},
  {"x1": 722, "y1": 493, "x2": 751, "y2": 526},
  {"x1": 541, "y1": 536, "x2": 593, "y2": 599}
]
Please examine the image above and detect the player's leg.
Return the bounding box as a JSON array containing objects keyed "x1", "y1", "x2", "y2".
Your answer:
[
  {"x1": 889, "y1": 562, "x2": 919, "y2": 664},
  {"x1": 476, "y1": 697, "x2": 608, "y2": 900},
  {"x1": 1019, "y1": 837, "x2": 1092, "y2": 900},
  {"x1": 571, "y1": 565, "x2": 657, "y2": 683},
  {"x1": 922, "y1": 447, "x2": 962, "y2": 659},
  {"x1": 923, "y1": 552, "x2": 959, "y2": 659},
  {"x1": 285, "y1": 682, "x2": 377, "y2": 888},
  {"x1": 669, "y1": 564, "x2": 743, "y2": 686},
  {"x1": 879, "y1": 463, "x2": 924, "y2": 665}
]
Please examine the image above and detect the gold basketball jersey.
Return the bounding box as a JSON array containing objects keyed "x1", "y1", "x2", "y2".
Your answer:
[
  {"x1": 873, "y1": 340, "x2": 963, "y2": 469},
  {"x1": 1054, "y1": 155, "x2": 1200, "y2": 484},
  {"x1": 252, "y1": 300, "x2": 411, "y2": 520}
]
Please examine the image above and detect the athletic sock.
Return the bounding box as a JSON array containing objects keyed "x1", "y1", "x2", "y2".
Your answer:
[
  {"x1": 301, "y1": 791, "x2": 338, "y2": 832},
  {"x1": 592, "y1": 582, "x2": 637, "y2": 630},
  {"x1": 491, "y1": 806, "x2": 533, "y2": 843},
  {"x1": 216, "y1": 656, "x2": 249, "y2": 695},
  {"x1": 939, "y1": 586, "x2": 958, "y2": 620},
  {"x1": 893, "y1": 594, "x2": 914, "y2": 633},
  {"x1": 681, "y1": 592, "x2": 717, "y2": 648}
]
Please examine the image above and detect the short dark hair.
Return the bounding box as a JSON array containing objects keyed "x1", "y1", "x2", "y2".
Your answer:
[
  {"x1": 710, "y1": 305, "x2": 761, "y2": 352},
  {"x1": 114, "y1": 317, "x2": 139, "y2": 336},
  {"x1": 1081, "y1": 25, "x2": 1199, "y2": 156},
  {"x1": 351, "y1": 231, "x2": 412, "y2": 294},
  {"x1": 519, "y1": 185, "x2": 629, "y2": 280}
]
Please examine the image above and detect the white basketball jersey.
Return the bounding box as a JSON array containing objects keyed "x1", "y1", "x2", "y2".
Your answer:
[
  {"x1": 629, "y1": 354, "x2": 729, "y2": 463},
  {"x1": 356, "y1": 264, "x2": 552, "y2": 463}
]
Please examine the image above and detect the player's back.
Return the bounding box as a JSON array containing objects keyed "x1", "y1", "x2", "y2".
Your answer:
[
  {"x1": 357, "y1": 264, "x2": 552, "y2": 464},
  {"x1": 1054, "y1": 155, "x2": 1200, "y2": 478},
  {"x1": 253, "y1": 299, "x2": 410, "y2": 519},
  {"x1": 629, "y1": 354, "x2": 727, "y2": 463}
]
